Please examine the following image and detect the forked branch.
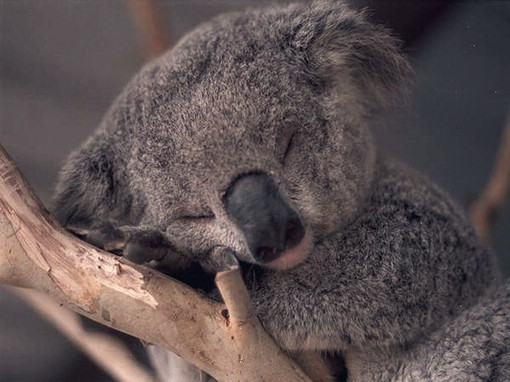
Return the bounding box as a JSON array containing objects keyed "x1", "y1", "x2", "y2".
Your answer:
[{"x1": 470, "y1": 109, "x2": 510, "y2": 243}]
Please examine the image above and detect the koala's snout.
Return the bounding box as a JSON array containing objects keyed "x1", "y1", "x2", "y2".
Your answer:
[{"x1": 224, "y1": 172, "x2": 305, "y2": 264}]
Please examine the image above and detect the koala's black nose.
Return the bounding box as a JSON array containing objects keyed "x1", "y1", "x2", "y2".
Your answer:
[{"x1": 223, "y1": 173, "x2": 305, "y2": 263}]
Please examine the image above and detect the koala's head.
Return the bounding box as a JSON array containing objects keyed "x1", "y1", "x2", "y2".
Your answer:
[{"x1": 121, "y1": 1, "x2": 410, "y2": 270}]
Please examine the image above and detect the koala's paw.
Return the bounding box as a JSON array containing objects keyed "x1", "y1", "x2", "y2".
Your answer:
[
  {"x1": 67, "y1": 221, "x2": 191, "y2": 272},
  {"x1": 67, "y1": 221, "x2": 126, "y2": 252}
]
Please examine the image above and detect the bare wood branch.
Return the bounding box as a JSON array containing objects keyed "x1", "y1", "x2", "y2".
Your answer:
[
  {"x1": 213, "y1": 253, "x2": 334, "y2": 382},
  {"x1": 470, "y1": 108, "x2": 510, "y2": 243},
  {"x1": 0, "y1": 143, "x2": 311, "y2": 381},
  {"x1": 216, "y1": 267, "x2": 254, "y2": 336},
  {"x1": 126, "y1": 0, "x2": 173, "y2": 58},
  {"x1": 8, "y1": 287, "x2": 156, "y2": 382}
]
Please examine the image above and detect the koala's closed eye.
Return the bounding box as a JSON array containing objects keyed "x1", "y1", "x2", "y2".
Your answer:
[
  {"x1": 172, "y1": 205, "x2": 216, "y2": 224},
  {"x1": 281, "y1": 133, "x2": 296, "y2": 165},
  {"x1": 177, "y1": 213, "x2": 215, "y2": 222}
]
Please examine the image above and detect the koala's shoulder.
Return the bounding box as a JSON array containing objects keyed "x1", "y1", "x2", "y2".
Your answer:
[{"x1": 372, "y1": 158, "x2": 467, "y2": 221}]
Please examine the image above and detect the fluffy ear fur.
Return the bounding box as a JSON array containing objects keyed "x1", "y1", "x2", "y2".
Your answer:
[{"x1": 286, "y1": 1, "x2": 411, "y2": 108}]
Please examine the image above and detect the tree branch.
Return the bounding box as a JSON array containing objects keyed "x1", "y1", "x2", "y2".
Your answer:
[
  {"x1": 470, "y1": 108, "x2": 510, "y2": 243},
  {"x1": 0, "y1": 143, "x2": 311, "y2": 382},
  {"x1": 126, "y1": 0, "x2": 173, "y2": 59}
]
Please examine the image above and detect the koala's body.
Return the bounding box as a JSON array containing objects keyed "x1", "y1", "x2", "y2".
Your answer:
[{"x1": 53, "y1": 1, "x2": 508, "y2": 381}]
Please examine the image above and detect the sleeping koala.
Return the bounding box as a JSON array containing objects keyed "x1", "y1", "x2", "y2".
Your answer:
[{"x1": 53, "y1": 1, "x2": 509, "y2": 381}]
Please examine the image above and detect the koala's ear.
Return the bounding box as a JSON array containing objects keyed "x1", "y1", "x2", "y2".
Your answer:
[{"x1": 287, "y1": 1, "x2": 412, "y2": 107}]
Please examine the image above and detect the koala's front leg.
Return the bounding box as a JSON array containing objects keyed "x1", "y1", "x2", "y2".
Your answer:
[{"x1": 68, "y1": 221, "x2": 193, "y2": 274}]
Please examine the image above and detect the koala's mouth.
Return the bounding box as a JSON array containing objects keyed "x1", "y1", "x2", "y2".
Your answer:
[{"x1": 263, "y1": 231, "x2": 311, "y2": 271}]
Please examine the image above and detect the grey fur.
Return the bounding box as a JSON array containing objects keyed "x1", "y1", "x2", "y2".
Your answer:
[{"x1": 53, "y1": 1, "x2": 508, "y2": 380}]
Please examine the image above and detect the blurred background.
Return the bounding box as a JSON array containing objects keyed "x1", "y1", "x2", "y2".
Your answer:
[{"x1": 1, "y1": 1, "x2": 509, "y2": 380}]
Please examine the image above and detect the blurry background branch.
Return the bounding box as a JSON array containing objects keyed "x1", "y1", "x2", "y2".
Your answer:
[
  {"x1": 126, "y1": 0, "x2": 173, "y2": 59},
  {"x1": 470, "y1": 109, "x2": 510, "y2": 243}
]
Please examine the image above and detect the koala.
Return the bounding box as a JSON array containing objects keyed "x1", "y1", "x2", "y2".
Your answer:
[{"x1": 53, "y1": 1, "x2": 509, "y2": 381}]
